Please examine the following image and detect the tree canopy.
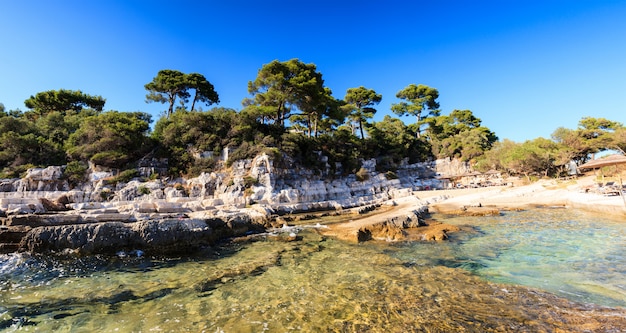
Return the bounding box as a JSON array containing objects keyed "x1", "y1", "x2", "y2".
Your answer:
[
  {"x1": 66, "y1": 111, "x2": 152, "y2": 168},
  {"x1": 18, "y1": 60, "x2": 626, "y2": 182},
  {"x1": 185, "y1": 73, "x2": 220, "y2": 111},
  {"x1": 24, "y1": 89, "x2": 105, "y2": 119},
  {"x1": 342, "y1": 86, "x2": 382, "y2": 139},
  {"x1": 425, "y1": 109, "x2": 498, "y2": 161},
  {"x1": 391, "y1": 84, "x2": 440, "y2": 138},
  {"x1": 245, "y1": 59, "x2": 327, "y2": 128},
  {"x1": 145, "y1": 70, "x2": 219, "y2": 117}
]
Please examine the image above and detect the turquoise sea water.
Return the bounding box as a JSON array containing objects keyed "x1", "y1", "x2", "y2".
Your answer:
[
  {"x1": 394, "y1": 208, "x2": 626, "y2": 309},
  {"x1": 0, "y1": 208, "x2": 624, "y2": 331}
]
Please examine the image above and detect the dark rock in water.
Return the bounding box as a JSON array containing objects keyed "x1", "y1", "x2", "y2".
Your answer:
[
  {"x1": 0, "y1": 227, "x2": 29, "y2": 243},
  {"x1": 0, "y1": 243, "x2": 19, "y2": 253},
  {"x1": 19, "y1": 222, "x2": 137, "y2": 254},
  {"x1": 5, "y1": 214, "x2": 82, "y2": 228},
  {"x1": 0, "y1": 226, "x2": 30, "y2": 254},
  {"x1": 17, "y1": 216, "x2": 266, "y2": 255}
]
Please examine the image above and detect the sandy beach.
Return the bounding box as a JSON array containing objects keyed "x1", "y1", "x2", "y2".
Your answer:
[{"x1": 424, "y1": 175, "x2": 626, "y2": 218}]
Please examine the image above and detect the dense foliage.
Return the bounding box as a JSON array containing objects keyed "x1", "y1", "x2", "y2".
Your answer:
[
  {"x1": 66, "y1": 111, "x2": 153, "y2": 168},
  {"x1": 145, "y1": 70, "x2": 219, "y2": 117},
  {"x1": 1, "y1": 59, "x2": 623, "y2": 181},
  {"x1": 475, "y1": 117, "x2": 626, "y2": 179}
]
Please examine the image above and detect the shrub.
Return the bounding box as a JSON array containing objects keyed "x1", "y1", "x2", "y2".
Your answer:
[
  {"x1": 355, "y1": 167, "x2": 370, "y2": 182},
  {"x1": 226, "y1": 142, "x2": 264, "y2": 167},
  {"x1": 187, "y1": 157, "x2": 217, "y2": 178},
  {"x1": 100, "y1": 189, "x2": 112, "y2": 201},
  {"x1": 89, "y1": 151, "x2": 128, "y2": 169},
  {"x1": 137, "y1": 185, "x2": 151, "y2": 195},
  {"x1": 0, "y1": 163, "x2": 36, "y2": 179},
  {"x1": 384, "y1": 171, "x2": 398, "y2": 180},
  {"x1": 105, "y1": 169, "x2": 139, "y2": 185},
  {"x1": 262, "y1": 147, "x2": 282, "y2": 163},
  {"x1": 243, "y1": 175, "x2": 258, "y2": 188},
  {"x1": 63, "y1": 161, "x2": 88, "y2": 187}
]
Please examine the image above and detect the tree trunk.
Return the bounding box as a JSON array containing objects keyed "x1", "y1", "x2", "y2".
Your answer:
[
  {"x1": 359, "y1": 119, "x2": 365, "y2": 139},
  {"x1": 190, "y1": 92, "x2": 198, "y2": 111},
  {"x1": 307, "y1": 113, "x2": 312, "y2": 138},
  {"x1": 167, "y1": 92, "x2": 176, "y2": 117},
  {"x1": 416, "y1": 114, "x2": 422, "y2": 138},
  {"x1": 277, "y1": 104, "x2": 284, "y2": 127}
]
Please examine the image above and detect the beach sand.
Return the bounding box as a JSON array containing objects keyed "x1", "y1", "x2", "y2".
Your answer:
[{"x1": 425, "y1": 176, "x2": 626, "y2": 218}]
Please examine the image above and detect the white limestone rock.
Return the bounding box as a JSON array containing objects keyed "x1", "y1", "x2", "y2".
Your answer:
[
  {"x1": 7, "y1": 203, "x2": 46, "y2": 215},
  {"x1": 24, "y1": 166, "x2": 64, "y2": 181},
  {"x1": 154, "y1": 201, "x2": 190, "y2": 214},
  {"x1": 69, "y1": 202, "x2": 105, "y2": 210}
]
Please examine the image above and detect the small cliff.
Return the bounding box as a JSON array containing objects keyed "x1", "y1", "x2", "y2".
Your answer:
[{"x1": 0, "y1": 155, "x2": 459, "y2": 254}]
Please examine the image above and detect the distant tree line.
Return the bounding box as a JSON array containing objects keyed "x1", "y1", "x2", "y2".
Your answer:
[
  {"x1": 475, "y1": 117, "x2": 626, "y2": 180},
  {"x1": 1, "y1": 58, "x2": 622, "y2": 182}
]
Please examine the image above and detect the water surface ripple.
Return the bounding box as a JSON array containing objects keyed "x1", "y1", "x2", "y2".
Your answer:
[{"x1": 0, "y1": 208, "x2": 625, "y2": 332}]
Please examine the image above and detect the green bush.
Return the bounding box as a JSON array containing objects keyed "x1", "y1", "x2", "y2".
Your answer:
[
  {"x1": 100, "y1": 189, "x2": 112, "y2": 201},
  {"x1": 0, "y1": 163, "x2": 36, "y2": 179},
  {"x1": 63, "y1": 161, "x2": 88, "y2": 187},
  {"x1": 243, "y1": 175, "x2": 258, "y2": 188},
  {"x1": 90, "y1": 151, "x2": 127, "y2": 168},
  {"x1": 137, "y1": 185, "x2": 151, "y2": 195},
  {"x1": 105, "y1": 169, "x2": 139, "y2": 185},
  {"x1": 187, "y1": 157, "x2": 217, "y2": 177},
  {"x1": 226, "y1": 142, "x2": 264, "y2": 167},
  {"x1": 262, "y1": 147, "x2": 282, "y2": 163}
]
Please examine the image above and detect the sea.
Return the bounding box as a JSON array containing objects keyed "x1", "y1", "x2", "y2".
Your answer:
[{"x1": 0, "y1": 208, "x2": 625, "y2": 332}]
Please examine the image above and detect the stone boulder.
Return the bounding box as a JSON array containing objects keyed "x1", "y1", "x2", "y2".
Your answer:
[
  {"x1": 19, "y1": 219, "x2": 212, "y2": 254},
  {"x1": 18, "y1": 213, "x2": 267, "y2": 255},
  {"x1": 39, "y1": 196, "x2": 70, "y2": 212},
  {"x1": 16, "y1": 166, "x2": 69, "y2": 192},
  {"x1": 0, "y1": 179, "x2": 18, "y2": 192}
]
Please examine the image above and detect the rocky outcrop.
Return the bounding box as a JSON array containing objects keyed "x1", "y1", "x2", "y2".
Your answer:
[
  {"x1": 0, "y1": 156, "x2": 444, "y2": 211},
  {"x1": 318, "y1": 196, "x2": 442, "y2": 242},
  {"x1": 435, "y1": 158, "x2": 472, "y2": 178},
  {"x1": 18, "y1": 215, "x2": 265, "y2": 255},
  {"x1": 0, "y1": 155, "x2": 456, "y2": 254},
  {"x1": 15, "y1": 166, "x2": 70, "y2": 192},
  {"x1": 182, "y1": 154, "x2": 442, "y2": 210}
]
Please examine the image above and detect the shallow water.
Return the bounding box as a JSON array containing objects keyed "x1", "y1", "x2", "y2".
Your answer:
[
  {"x1": 0, "y1": 209, "x2": 625, "y2": 332},
  {"x1": 395, "y1": 208, "x2": 626, "y2": 309}
]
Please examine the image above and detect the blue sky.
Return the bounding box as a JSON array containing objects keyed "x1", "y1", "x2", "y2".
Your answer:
[{"x1": 1, "y1": 0, "x2": 625, "y2": 142}]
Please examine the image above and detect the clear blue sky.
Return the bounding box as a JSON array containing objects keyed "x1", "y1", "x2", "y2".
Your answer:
[{"x1": 1, "y1": 0, "x2": 625, "y2": 142}]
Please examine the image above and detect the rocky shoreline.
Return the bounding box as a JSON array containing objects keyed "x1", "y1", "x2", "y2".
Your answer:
[
  {"x1": 2, "y1": 156, "x2": 622, "y2": 256},
  {"x1": 0, "y1": 156, "x2": 453, "y2": 255}
]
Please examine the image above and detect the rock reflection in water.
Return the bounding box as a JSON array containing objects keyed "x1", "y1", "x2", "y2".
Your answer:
[{"x1": 0, "y1": 223, "x2": 625, "y2": 332}]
